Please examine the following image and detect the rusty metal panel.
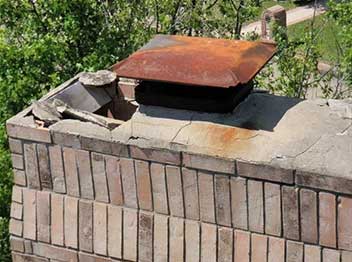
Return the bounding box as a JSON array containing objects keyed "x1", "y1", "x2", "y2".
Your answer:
[{"x1": 113, "y1": 35, "x2": 276, "y2": 88}]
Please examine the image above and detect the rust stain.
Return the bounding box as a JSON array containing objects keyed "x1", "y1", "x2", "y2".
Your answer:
[{"x1": 113, "y1": 35, "x2": 276, "y2": 88}]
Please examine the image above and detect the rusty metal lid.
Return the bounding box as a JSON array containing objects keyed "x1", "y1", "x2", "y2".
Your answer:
[{"x1": 113, "y1": 35, "x2": 276, "y2": 88}]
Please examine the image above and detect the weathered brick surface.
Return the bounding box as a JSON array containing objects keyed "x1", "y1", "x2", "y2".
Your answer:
[
  {"x1": 36, "y1": 191, "x2": 50, "y2": 243},
  {"x1": 150, "y1": 163, "x2": 169, "y2": 215},
  {"x1": 11, "y1": 202, "x2": 23, "y2": 220},
  {"x1": 234, "y1": 230, "x2": 250, "y2": 262},
  {"x1": 237, "y1": 161, "x2": 294, "y2": 184},
  {"x1": 166, "y1": 165, "x2": 184, "y2": 218},
  {"x1": 65, "y1": 196, "x2": 78, "y2": 249},
  {"x1": 9, "y1": 138, "x2": 23, "y2": 154},
  {"x1": 76, "y1": 150, "x2": 94, "y2": 200},
  {"x1": 282, "y1": 186, "x2": 299, "y2": 240},
  {"x1": 138, "y1": 212, "x2": 153, "y2": 262},
  {"x1": 108, "y1": 206, "x2": 122, "y2": 259},
  {"x1": 248, "y1": 180, "x2": 264, "y2": 233},
  {"x1": 338, "y1": 196, "x2": 352, "y2": 251},
  {"x1": 231, "y1": 177, "x2": 248, "y2": 230},
  {"x1": 218, "y1": 227, "x2": 233, "y2": 262},
  {"x1": 135, "y1": 160, "x2": 153, "y2": 211},
  {"x1": 52, "y1": 128, "x2": 81, "y2": 149},
  {"x1": 123, "y1": 209, "x2": 138, "y2": 261},
  {"x1": 24, "y1": 144, "x2": 40, "y2": 189},
  {"x1": 11, "y1": 153, "x2": 24, "y2": 170},
  {"x1": 215, "y1": 174, "x2": 231, "y2": 226},
  {"x1": 319, "y1": 192, "x2": 336, "y2": 248},
  {"x1": 120, "y1": 158, "x2": 138, "y2": 209},
  {"x1": 264, "y1": 182, "x2": 281, "y2": 236},
  {"x1": 37, "y1": 144, "x2": 53, "y2": 190},
  {"x1": 342, "y1": 251, "x2": 352, "y2": 262},
  {"x1": 201, "y1": 223, "x2": 217, "y2": 262},
  {"x1": 92, "y1": 152, "x2": 109, "y2": 203},
  {"x1": 154, "y1": 214, "x2": 168, "y2": 262},
  {"x1": 286, "y1": 241, "x2": 303, "y2": 262},
  {"x1": 300, "y1": 189, "x2": 318, "y2": 244},
  {"x1": 185, "y1": 220, "x2": 200, "y2": 262},
  {"x1": 13, "y1": 169, "x2": 26, "y2": 186},
  {"x1": 32, "y1": 242, "x2": 78, "y2": 262},
  {"x1": 268, "y1": 237, "x2": 285, "y2": 262},
  {"x1": 12, "y1": 252, "x2": 49, "y2": 262},
  {"x1": 24, "y1": 240, "x2": 32, "y2": 254},
  {"x1": 198, "y1": 171, "x2": 215, "y2": 223},
  {"x1": 51, "y1": 194, "x2": 64, "y2": 246},
  {"x1": 23, "y1": 189, "x2": 36, "y2": 240},
  {"x1": 304, "y1": 245, "x2": 321, "y2": 262},
  {"x1": 79, "y1": 200, "x2": 93, "y2": 253},
  {"x1": 48, "y1": 145, "x2": 66, "y2": 193},
  {"x1": 169, "y1": 216, "x2": 184, "y2": 262},
  {"x1": 182, "y1": 168, "x2": 199, "y2": 220},
  {"x1": 105, "y1": 156, "x2": 123, "y2": 206},
  {"x1": 7, "y1": 121, "x2": 51, "y2": 144},
  {"x1": 63, "y1": 147, "x2": 80, "y2": 197},
  {"x1": 130, "y1": 145, "x2": 181, "y2": 165},
  {"x1": 10, "y1": 236, "x2": 25, "y2": 253},
  {"x1": 251, "y1": 234, "x2": 268, "y2": 262},
  {"x1": 12, "y1": 186, "x2": 22, "y2": 204},
  {"x1": 183, "y1": 152, "x2": 235, "y2": 174},
  {"x1": 10, "y1": 219, "x2": 23, "y2": 237},
  {"x1": 323, "y1": 248, "x2": 340, "y2": 262},
  {"x1": 94, "y1": 202, "x2": 107, "y2": 255}
]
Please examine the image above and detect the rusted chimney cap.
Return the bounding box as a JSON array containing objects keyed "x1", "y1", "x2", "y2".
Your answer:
[{"x1": 113, "y1": 35, "x2": 276, "y2": 88}]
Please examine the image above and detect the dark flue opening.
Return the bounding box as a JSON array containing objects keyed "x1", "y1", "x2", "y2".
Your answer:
[{"x1": 135, "y1": 81, "x2": 253, "y2": 113}]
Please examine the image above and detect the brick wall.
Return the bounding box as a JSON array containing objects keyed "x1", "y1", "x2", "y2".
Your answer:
[{"x1": 7, "y1": 77, "x2": 352, "y2": 261}]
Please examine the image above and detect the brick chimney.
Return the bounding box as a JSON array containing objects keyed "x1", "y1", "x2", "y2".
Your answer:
[{"x1": 7, "y1": 35, "x2": 352, "y2": 262}]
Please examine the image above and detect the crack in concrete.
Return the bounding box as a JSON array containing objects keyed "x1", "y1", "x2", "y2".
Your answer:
[{"x1": 170, "y1": 115, "x2": 194, "y2": 143}]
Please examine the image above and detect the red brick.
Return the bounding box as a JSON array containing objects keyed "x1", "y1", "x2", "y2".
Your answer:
[
  {"x1": 201, "y1": 223, "x2": 217, "y2": 262},
  {"x1": 24, "y1": 240, "x2": 32, "y2": 254},
  {"x1": 183, "y1": 152, "x2": 235, "y2": 174},
  {"x1": 198, "y1": 171, "x2": 215, "y2": 223},
  {"x1": 185, "y1": 220, "x2": 200, "y2": 262},
  {"x1": 12, "y1": 252, "x2": 49, "y2": 262},
  {"x1": 79, "y1": 200, "x2": 93, "y2": 253},
  {"x1": 105, "y1": 156, "x2": 123, "y2": 206},
  {"x1": 63, "y1": 147, "x2": 80, "y2": 197},
  {"x1": 319, "y1": 192, "x2": 336, "y2": 248},
  {"x1": 135, "y1": 160, "x2": 153, "y2": 211},
  {"x1": 138, "y1": 212, "x2": 153, "y2": 262},
  {"x1": 264, "y1": 183, "x2": 281, "y2": 236},
  {"x1": 123, "y1": 209, "x2": 138, "y2": 261},
  {"x1": 218, "y1": 227, "x2": 233, "y2": 262},
  {"x1": 108, "y1": 205, "x2": 122, "y2": 259},
  {"x1": 234, "y1": 230, "x2": 250, "y2": 262},
  {"x1": 9, "y1": 219, "x2": 23, "y2": 237},
  {"x1": 10, "y1": 236, "x2": 24, "y2": 253},
  {"x1": 76, "y1": 150, "x2": 94, "y2": 200},
  {"x1": 120, "y1": 158, "x2": 138, "y2": 208},
  {"x1": 65, "y1": 196, "x2": 78, "y2": 249},
  {"x1": 154, "y1": 214, "x2": 168, "y2": 262},
  {"x1": 166, "y1": 165, "x2": 184, "y2": 218},
  {"x1": 13, "y1": 169, "x2": 26, "y2": 186},
  {"x1": 268, "y1": 237, "x2": 285, "y2": 262},
  {"x1": 300, "y1": 189, "x2": 318, "y2": 244},
  {"x1": 150, "y1": 163, "x2": 168, "y2": 215},
  {"x1": 51, "y1": 194, "x2": 64, "y2": 246},
  {"x1": 251, "y1": 234, "x2": 268, "y2": 262},
  {"x1": 78, "y1": 252, "x2": 112, "y2": 262},
  {"x1": 342, "y1": 251, "x2": 352, "y2": 262},
  {"x1": 7, "y1": 121, "x2": 51, "y2": 143},
  {"x1": 12, "y1": 186, "x2": 23, "y2": 203},
  {"x1": 9, "y1": 138, "x2": 23, "y2": 154},
  {"x1": 304, "y1": 245, "x2": 321, "y2": 262},
  {"x1": 91, "y1": 153, "x2": 109, "y2": 203},
  {"x1": 37, "y1": 191, "x2": 50, "y2": 243},
  {"x1": 11, "y1": 202, "x2": 23, "y2": 220},
  {"x1": 37, "y1": 144, "x2": 53, "y2": 190},
  {"x1": 23, "y1": 189, "x2": 36, "y2": 240},
  {"x1": 49, "y1": 145, "x2": 66, "y2": 193},
  {"x1": 282, "y1": 186, "x2": 299, "y2": 240},
  {"x1": 11, "y1": 153, "x2": 24, "y2": 170},
  {"x1": 215, "y1": 175, "x2": 231, "y2": 227},
  {"x1": 24, "y1": 144, "x2": 40, "y2": 189},
  {"x1": 130, "y1": 145, "x2": 181, "y2": 165},
  {"x1": 286, "y1": 241, "x2": 303, "y2": 262},
  {"x1": 231, "y1": 177, "x2": 248, "y2": 230},
  {"x1": 323, "y1": 248, "x2": 340, "y2": 262},
  {"x1": 248, "y1": 180, "x2": 264, "y2": 233},
  {"x1": 118, "y1": 80, "x2": 136, "y2": 99},
  {"x1": 182, "y1": 168, "x2": 199, "y2": 220},
  {"x1": 169, "y1": 217, "x2": 184, "y2": 262},
  {"x1": 32, "y1": 242, "x2": 78, "y2": 262},
  {"x1": 94, "y1": 202, "x2": 107, "y2": 255},
  {"x1": 338, "y1": 196, "x2": 352, "y2": 251}
]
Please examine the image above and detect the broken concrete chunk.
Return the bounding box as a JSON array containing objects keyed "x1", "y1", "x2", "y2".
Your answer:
[
  {"x1": 32, "y1": 101, "x2": 62, "y2": 125},
  {"x1": 79, "y1": 70, "x2": 117, "y2": 88},
  {"x1": 328, "y1": 99, "x2": 352, "y2": 119}
]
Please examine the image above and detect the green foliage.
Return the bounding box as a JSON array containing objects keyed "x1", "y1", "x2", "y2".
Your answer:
[{"x1": 328, "y1": 0, "x2": 352, "y2": 85}]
